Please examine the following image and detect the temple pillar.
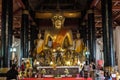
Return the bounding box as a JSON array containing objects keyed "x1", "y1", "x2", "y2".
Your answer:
[
  {"x1": 87, "y1": 9, "x2": 96, "y2": 63},
  {"x1": 101, "y1": 0, "x2": 115, "y2": 71},
  {"x1": 21, "y1": 9, "x2": 29, "y2": 58},
  {"x1": 81, "y1": 22, "x2": 87, "y2": 45},
  {"x1": 1, "y1": 0, "x2": 13, "y2": 67},
  {"x1": 30, "y1": 22, "x2": 38, "y2": 53}
]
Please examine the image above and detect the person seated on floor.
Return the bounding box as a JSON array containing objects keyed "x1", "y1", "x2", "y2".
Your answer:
[
  {"x1": 6, "y1": 64, "x2": 18, "y2": 80},
  {"x1": 83, "y1": 61, "x2": 89, "y2": 78},
  {"x1": 104, "y1": 72, "x2": 112, "y2": 80}
]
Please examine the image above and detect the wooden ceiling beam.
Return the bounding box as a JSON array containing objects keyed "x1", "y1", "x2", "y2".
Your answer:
[
  {"x1": 16, "y1": 0, "x2": 25, "y2": 9},
  {"x1": 94, "y1": 11, "x2": 101, "y2": 17},
  {"x1": 95, "y1": 16, "x2": 102, "y2": 19},
  {"x1": 90, "y1": 0, "x2": 100, "y2": 8},
  {"x1": 95, "y1": 20, "x2": 102, "y2": 23},
  {"x1": 41, "y1": 3, "x2": 73, "y2": 6},
  {"x1": 112, "y1": 6, "x2": 120, "y2": 11},
  {"x1": 114, "y1": 14, "x2": 120, "y2": 20},
  {"x1": 95, "y1": 23, "x2": 102, "y2": 28},
  {"x1": 13, "y1": 7, "x2": 22, "y2": 15},
  {"x1": 94, "y1": 14, "x2": 101, "y2": 17},
  {"x1": 16, "y1": 0, "x2": 35, "y2": 23},
  {"x1": 94, "y1": 13, "x2": 102, "y2": 17},
  {"x1": 12, "y1": 0, "x2": 25, "y2": 15},
  {"x1": 35, "y1": 12, "x2": 81, "y2": 19},
  {"x1": 84, "y1": 0, "x2": 100, "y2": 20},
  {"x1": 112, "y1": 0, "x2": 120, "y2": 2},
  {"x1": 113, "y1": 2, "x2": 119, "y2": 6}
]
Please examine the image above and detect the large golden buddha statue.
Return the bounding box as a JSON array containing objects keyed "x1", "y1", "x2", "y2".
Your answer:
[
  {"x1": 33, "y1": 13, "x2": 86, "y2": 66},
  {"x1": 44, "y1": 13, "x2": 73, "y2": 51}
]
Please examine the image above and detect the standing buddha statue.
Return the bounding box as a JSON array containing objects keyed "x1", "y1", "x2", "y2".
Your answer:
[
  {"x1": 74, "y1": 31, "x2": 85, "y2": 53},
  {"x1": 34, "y1": 33, "x2": 44, "y2": 54},
  {"x1": 74, "y1": 31, "x2": 86, "y2": 62}
]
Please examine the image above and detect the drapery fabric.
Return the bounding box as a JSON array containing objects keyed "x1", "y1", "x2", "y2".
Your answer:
[
  {"x1": 96, "y1": 38, "x2": 104, "y2": 66},
  {"x1": 114, "y1": 26, "x2": 120, "y2": 72}
]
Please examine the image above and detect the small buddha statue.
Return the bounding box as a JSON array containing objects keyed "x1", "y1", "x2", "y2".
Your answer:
[
  {"x1": 26, "y1": 59, "x2": 32, "y2": 70},
  {"x1": 74, "y1": 31, "x2": 85, "y2": 53},
  {"x1": 44, "y1": 12, "x2": 73, "y2": 51},
  {"x1": 74, "y1": 31, "x2": 86, "y2": 62}
]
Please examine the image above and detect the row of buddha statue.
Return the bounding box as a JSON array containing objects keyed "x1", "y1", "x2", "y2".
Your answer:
[{"x1": 32, "y1": 12, "x2": 86, "y2": 66}]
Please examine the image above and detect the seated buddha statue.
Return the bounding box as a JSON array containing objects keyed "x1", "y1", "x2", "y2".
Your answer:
[{"x1": 44, "y1": 12, "x2": 73, "y2": 51}]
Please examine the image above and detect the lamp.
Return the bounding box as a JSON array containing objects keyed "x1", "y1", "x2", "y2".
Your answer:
[
  {"x1": 85, "y1": 51, "x2": 90, "y2": 59},
  {"x1": 10, "y1": 47, "x2": 16, "y2": 52},
  {"x1": 10, "y1": 47, "x2": 17, "y2": 65}
]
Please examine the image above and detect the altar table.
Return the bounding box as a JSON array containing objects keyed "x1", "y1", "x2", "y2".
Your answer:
[{"x1": 21, "y1": 77, "x2": 92, "y2": 80}]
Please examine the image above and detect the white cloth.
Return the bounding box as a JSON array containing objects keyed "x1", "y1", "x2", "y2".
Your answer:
[
  {"x1": 114, "y1": 26, "x2": 120, "y2": 72},
  {"x1": 84, "y1": 65, "x2": 89, "y2": 71}
]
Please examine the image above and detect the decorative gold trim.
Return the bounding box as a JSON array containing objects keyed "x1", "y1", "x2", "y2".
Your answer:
[
  {"x1": 35, "y1": 12, "x2": 81, "y2": 19},
  {"x1": 35, "y1": 12, "x2": 53, "y2": 19},
  {"x1": 0, "y1": 68, "x2": 10, "y2": 73},
  {"x1": 63, "y1": 12, "x2": 81, "y2": 18},
  {"x1": 23, "y1": 10, "x2": 29, "y2": 14}
]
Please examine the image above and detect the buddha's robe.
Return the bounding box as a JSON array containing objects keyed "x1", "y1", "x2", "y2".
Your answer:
[
  {"x1": 44, "y1": 28, "x2": 73, "y2": 50},
  {"x1": 34, "y1": 39, "x2": 44, "y2": 54},
  {"x1": 75, "y1": 39, "x2": 84, "y2": 53}
]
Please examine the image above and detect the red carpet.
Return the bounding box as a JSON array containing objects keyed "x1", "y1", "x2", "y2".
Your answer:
[{"x1": 21, "y1": 77, "x2": 92, "y2": 80}]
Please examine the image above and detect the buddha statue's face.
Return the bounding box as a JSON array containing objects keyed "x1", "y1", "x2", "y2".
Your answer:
[
  {"x1": 38, "y1": 33, "x2": 41, "y2": 39},
  {"x1": 55, "y1": 19, "x2": 62, "y2": 29},
  {"x1": 76, "y1": 33, "x2": 80, "y2": 39},
  {"x1": 51, "y1": 13, "x2": 65, "y2": 29}
]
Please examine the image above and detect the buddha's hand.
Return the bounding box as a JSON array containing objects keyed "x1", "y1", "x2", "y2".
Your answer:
[
  {"x1": 44, "y1": 45, "x2": 47, "y2": 48},
  {"x1": 44, "y1": 45, "x2": 51, "y2": 50}
]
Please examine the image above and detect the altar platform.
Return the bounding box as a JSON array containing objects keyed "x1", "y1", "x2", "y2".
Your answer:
[
  {"x1": 37, "y1": 66, "x2": 80, "y2": 76},
  {"x1": 21, "y1": 77, "x2": 92, "y2": 80}
]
